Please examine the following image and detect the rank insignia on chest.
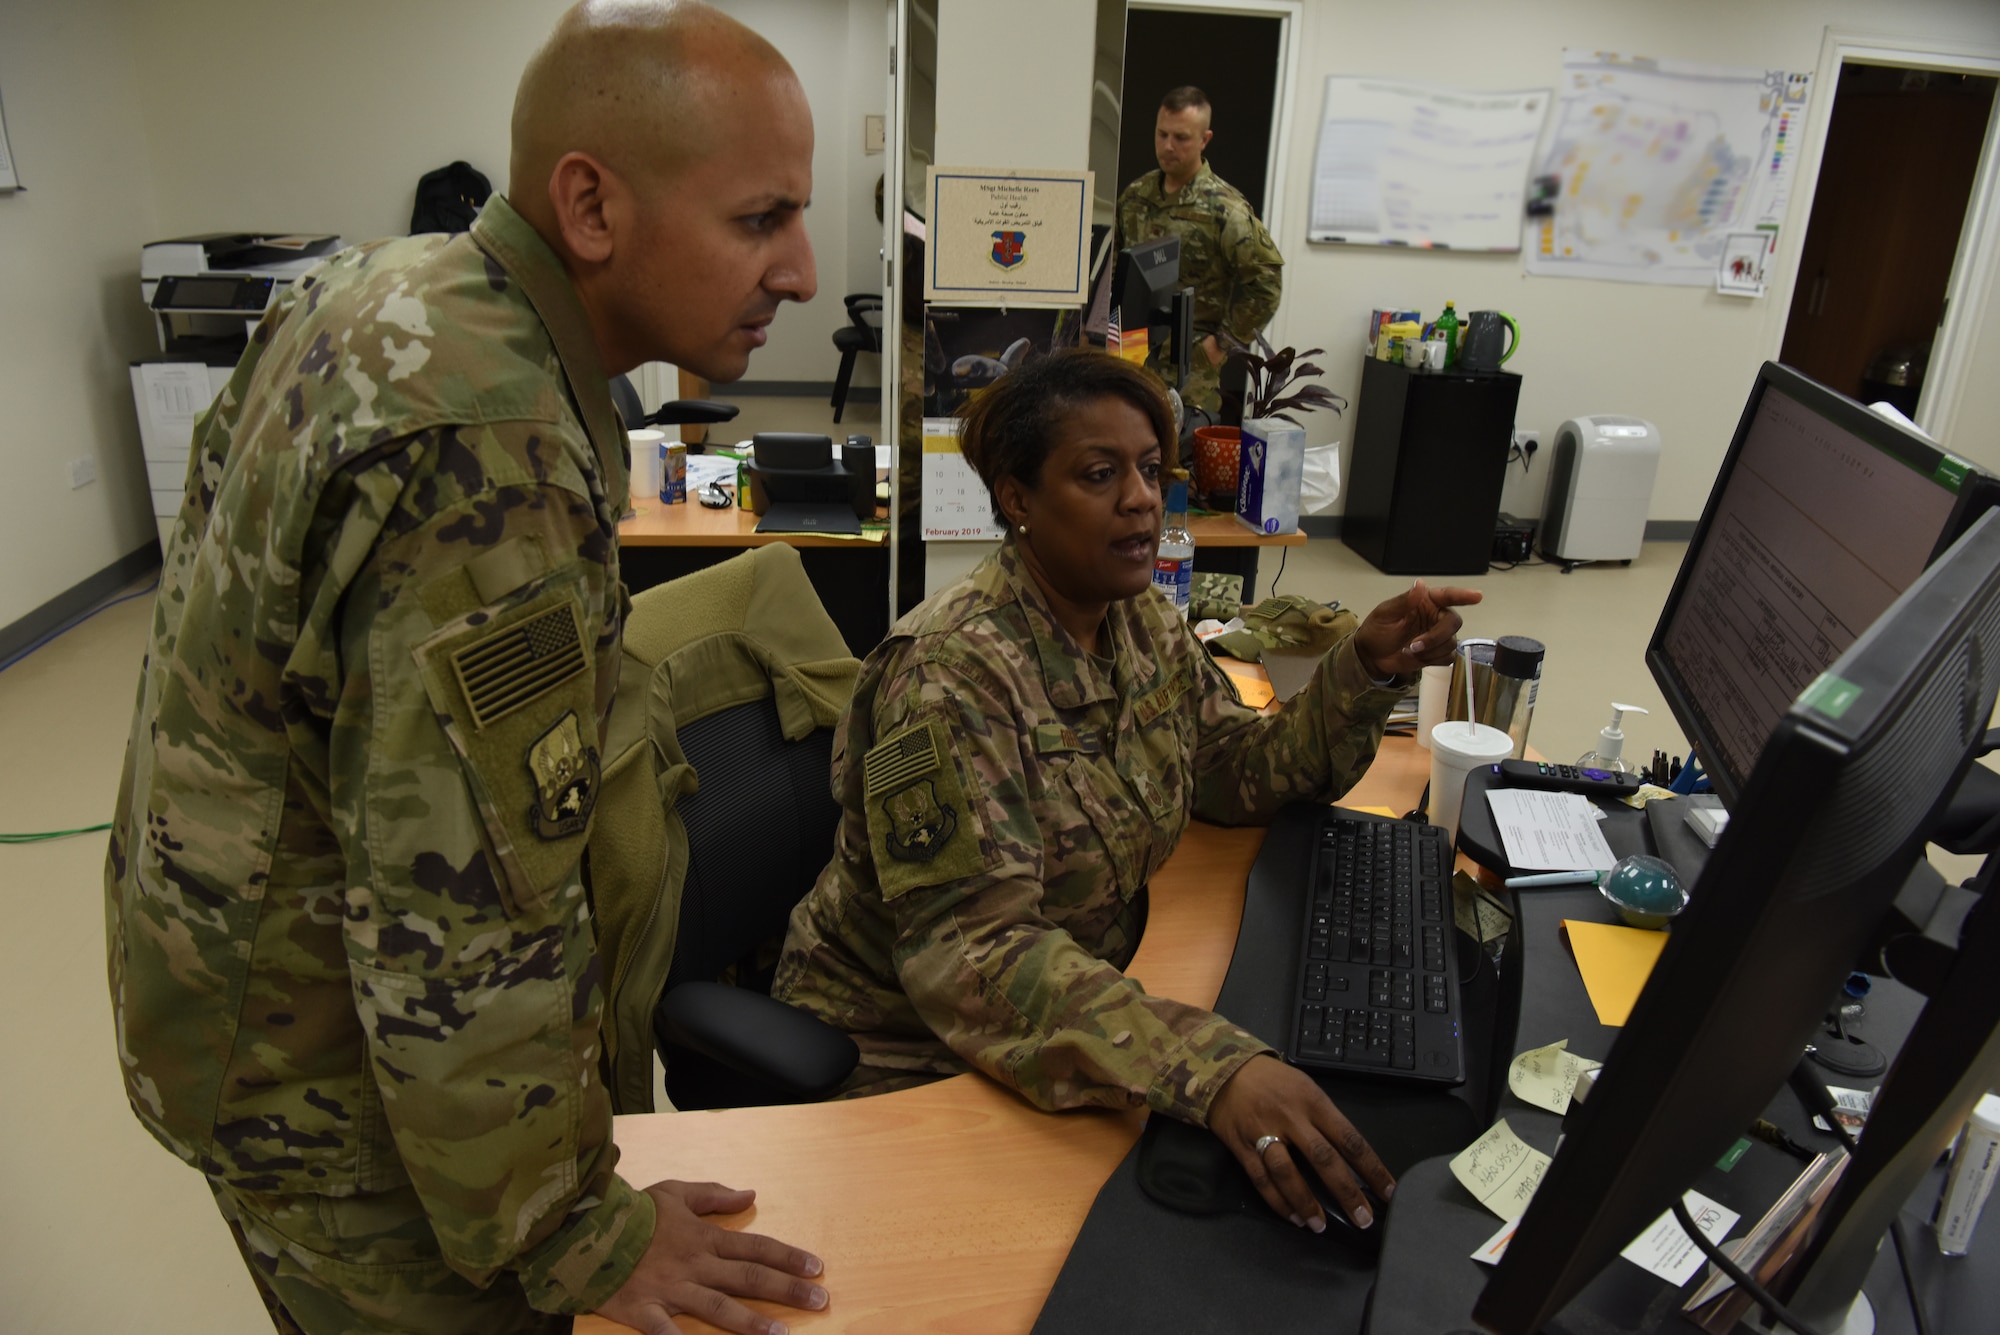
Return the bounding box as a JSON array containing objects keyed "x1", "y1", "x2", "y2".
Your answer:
[
  {"x1": 526, "y1": 711, "x2": 600, "y2": 839},
  {"x1": 990, "y1": 230, "x2": 1026, "y2": 270}
]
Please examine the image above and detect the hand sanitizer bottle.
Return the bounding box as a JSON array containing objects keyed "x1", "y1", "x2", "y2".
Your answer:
[
  {"x1": 1154, "y1": 468, "x2": 1195, "y2": 618},
  {"x1": 1578, "y1": 702, "x2": 1650, "y2": 775}
]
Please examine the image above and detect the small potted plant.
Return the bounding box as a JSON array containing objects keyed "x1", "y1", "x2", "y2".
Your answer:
[{"x1": 1191, "y1": 334, "x2": 1348, "y2": 506}]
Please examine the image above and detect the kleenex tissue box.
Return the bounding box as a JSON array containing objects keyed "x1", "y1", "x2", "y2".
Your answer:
[{"x1": 1236, "y1": 417, "x2": 1305, "y2": 535}]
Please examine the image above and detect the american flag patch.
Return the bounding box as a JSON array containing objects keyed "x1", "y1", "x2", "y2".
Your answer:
[
  {"x1": 449, "y1": 602, "x2": 588, "y2": 730},
  {"x1": 863, "y1": 723, "x2": 942, "y2": 798}
]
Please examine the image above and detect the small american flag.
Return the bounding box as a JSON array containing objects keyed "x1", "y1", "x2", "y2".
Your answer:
[{"x1": 864, "y1": 725, "x2": 940, "y2": 796}]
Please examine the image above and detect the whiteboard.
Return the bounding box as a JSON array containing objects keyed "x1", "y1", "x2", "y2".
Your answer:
[
  {"x1": 1308, "y1": 77, "x2": 1550, "y2": 252},
  {"x1": 921, "y1": 418, "x2": 1007, "y2": 541},
  {"x1": 1526, "y1": 52, "x2": 1812, "y2": 287}
]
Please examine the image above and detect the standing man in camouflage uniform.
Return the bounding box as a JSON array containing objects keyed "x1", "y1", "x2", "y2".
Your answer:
[
  {"x1": 1117, "y1": 86, "x2": 1285, "y2": 415},
  {"x1": 105, "y1": 4, "x2": 831, "y2": 1332}
]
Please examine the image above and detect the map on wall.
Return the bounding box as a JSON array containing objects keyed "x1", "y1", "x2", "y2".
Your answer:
[{"x1": 1526, "y1": 51, "x2": 1812, "y2": 286}]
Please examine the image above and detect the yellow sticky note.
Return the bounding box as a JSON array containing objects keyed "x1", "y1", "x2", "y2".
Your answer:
[
  {"x1": 1508, "y1": 1039, "x2": 1603, "y2": 1114},
  {"x1": 1450, "y1": 1118, "x2": 1552, "y2": 1220},
  {"x1": 1562, "y1": 919, "x2": 1670, "y2": 1026}
]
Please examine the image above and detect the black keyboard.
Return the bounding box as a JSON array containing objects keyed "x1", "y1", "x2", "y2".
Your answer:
[{"x1": 1286, "y1": 809, "x2": 1465, "y2": 1086}]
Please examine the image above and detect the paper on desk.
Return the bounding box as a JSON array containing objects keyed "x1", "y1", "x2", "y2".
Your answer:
[
  {"x1": 1471, "y1": 1216, "x2": 1522, "y2": 1265},
  {"x1": 1508, "y1": 1039, "x2": 1603, "y2": 1114},
  {"x1": 1219, "y1": 661, "x2": 1275, "y2": 709},
  {"x1": 1486, "y1": 789, "x2": 1618, "y2": 871},
  {"x1": 1562, "y1": 919, "x2": 1669, "y2": 1026},
  {"x1": 1453, "y1": 869, "x2": 1513, "y2": 945},
  {"x1": 1621, "y1": 1190, "x2": 1740, "y2": 1286},
  {"x1": 1476, "y1": 1191, "x2": 1740, "y2": 1286},
  {"x1": 686, "y1": 455, "x2": 737, "y2": 490},
  {"x1": 1450, "y1": 1119, "x2": 1552, "y2": 1219}
]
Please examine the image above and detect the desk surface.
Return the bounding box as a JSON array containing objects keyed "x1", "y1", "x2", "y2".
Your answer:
[
  {"x1": 616, "y1": 485, "x2": 1307, "y2": 552},
  {"x1": 580, "y1": 737, "x2": 1432, "y2": 1335}
]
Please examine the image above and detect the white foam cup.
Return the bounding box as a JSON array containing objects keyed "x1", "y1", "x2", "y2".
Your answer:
[
  {"x1": 1428, "y1": 721, "x2": 1514, "y2": 838},
  {"x1": 1416, "y1": 664, "x2": 1452, "y2": 751},
  {"x1": 628, "y1": 429, "x2": 665, "y2": 500}
]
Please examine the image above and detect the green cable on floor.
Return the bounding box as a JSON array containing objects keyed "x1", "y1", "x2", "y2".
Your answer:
[{"x1": 1, "y1": 824, "x2": 113, "y2": 844}]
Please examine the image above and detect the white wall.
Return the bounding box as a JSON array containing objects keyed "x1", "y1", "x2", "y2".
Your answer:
[
  {"x1": 923, "y1": 0, "x2": 1100, "y2": 592},
  {"x1": 120, "y1": 0, "x2": 881, "y2": 388},
  {"x1": 0, "y1": 0, "x2": 165, "y2": 630},
  {"x1": 1257, "y1": 0, "x2": 2000, "y2": 523}
]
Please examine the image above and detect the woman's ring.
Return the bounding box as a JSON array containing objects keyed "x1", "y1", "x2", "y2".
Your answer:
[{"x1": 1253, "y1": 1134, "x2": 1283, "y2": 1155}]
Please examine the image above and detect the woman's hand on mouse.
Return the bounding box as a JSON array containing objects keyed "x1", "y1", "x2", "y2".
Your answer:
[{"x1": 1207, "y1": 1054, "x2": 1396, "y2": 1232}]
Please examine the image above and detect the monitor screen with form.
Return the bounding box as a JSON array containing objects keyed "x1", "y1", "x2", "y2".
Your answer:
[{"x1": 1648, "y1": 363, "x2": 1968, "y2": 804}]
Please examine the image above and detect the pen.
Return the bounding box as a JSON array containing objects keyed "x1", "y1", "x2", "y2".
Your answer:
[{"x1": 1504, "y1": 870, "x2": 1605, "y2": 888}]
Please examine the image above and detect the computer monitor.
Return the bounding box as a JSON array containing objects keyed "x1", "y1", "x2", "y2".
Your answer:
[
  {"x1": 1114, "y1": 234, "x2": 1179, "y2": 328},
  {"x1": 1474, "y1": 508, "x2": 2000, "y2": 1333},
  {"x1": 1646, "y1": 362, "x2": 1994, "y2": 806}
]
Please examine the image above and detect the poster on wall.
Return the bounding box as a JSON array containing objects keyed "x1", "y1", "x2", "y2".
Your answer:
[
  {"x1": 1307, "y1": 77, "x2": 1549, "y2": 251},
  {"x1": 920, "y1": 416, "x2": 1007, "y2": 541},
  {"x1": 926, "y1": 166, "x2": 1092, "y2": 305},
  {"x1": 1526, "y1": 51, "x2": 1811, "y2": 286}
]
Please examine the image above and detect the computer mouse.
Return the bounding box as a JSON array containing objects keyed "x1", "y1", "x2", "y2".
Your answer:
[
  {"x1": 1307, "y1": 1175, "x2": 1388, "y2": 1256},
  {"x1": 697, "y1": 481, "x2": 733, "y2": 509}
]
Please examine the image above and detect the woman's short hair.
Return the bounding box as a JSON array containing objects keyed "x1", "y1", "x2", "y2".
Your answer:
[{"x1": 956, "y1": 350, "x2": 1176, "y2": 526}]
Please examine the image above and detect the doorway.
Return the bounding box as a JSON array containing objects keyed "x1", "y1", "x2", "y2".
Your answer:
[
  {"x1": 1780, "y1": 64, "x2": 1996, "y2": 416},
  {"x1": 1118, "y1": 7, "x2": 1283, "y2": 217}
]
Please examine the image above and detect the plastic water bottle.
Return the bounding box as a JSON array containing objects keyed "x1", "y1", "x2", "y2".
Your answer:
[{"x1": 1155, "y1": 469, "x2": 1195, "y2": 618}]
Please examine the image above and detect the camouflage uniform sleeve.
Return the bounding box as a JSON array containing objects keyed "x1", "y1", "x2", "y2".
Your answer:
[
  {"x1": 1190, "y1": 633, "x2": 1408, "y2": 824},
  {"x1": 865, "y1": 652, "x2": 1271, "y2": 1127},
  {"x1": 324, "y1": 449, "x2": 650, "y2": 1314},
  {"x1": 1217, "y1": 200, "x2": 1284, "y2": 345}
]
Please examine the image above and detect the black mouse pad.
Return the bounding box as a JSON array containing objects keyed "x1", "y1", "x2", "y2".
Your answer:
[{"x1": 1032, "y1": 805, "x2": 1482, "y2": 1333}]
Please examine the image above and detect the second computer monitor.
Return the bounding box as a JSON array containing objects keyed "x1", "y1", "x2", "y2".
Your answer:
[{"x1": 1646, "y1": 362, "x2": 1983, "y2": 805}]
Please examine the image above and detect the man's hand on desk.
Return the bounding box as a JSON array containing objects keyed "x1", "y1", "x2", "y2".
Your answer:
[
  {"x1": 596, "y1": 1180, "x2": 828, "y2": 1335},
  {"x1": 1354, "y1": 580, "x2": 1483, "y2": 679},
  {"x1": 1208, "y1": 1055, "x2": 1397, "y2": 1234}
]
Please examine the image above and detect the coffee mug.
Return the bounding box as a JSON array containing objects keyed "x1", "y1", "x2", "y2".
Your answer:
[
  {"x1": 1459, "y1": 311, "x2": 1520, "y2": 373},
  {"x1": 1402, "y1": 340, "x2": 1425, "y2": 368},
  {"x1": 1423, "y1": 339, "x2": 1447, "y2": 371}
]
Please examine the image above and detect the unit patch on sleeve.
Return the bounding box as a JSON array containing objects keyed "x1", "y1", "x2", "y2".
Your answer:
[
  {"x1": 863, "y1": 716, "x2": 990, "y2": 896},
  {"x1": 527, "y1": 710, "x2": 600, "y2": 839}
]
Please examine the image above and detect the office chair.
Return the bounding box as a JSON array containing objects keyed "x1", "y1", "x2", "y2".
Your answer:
[
  {"x1": 608, "y1": 371, "x2": 741, "y2": 440},
  {"x1": 651, "y1": 693, "x2": 858, "y2": 1109},
  {"x1": 830, "y1": 295, "x2": 884, "y2": 424}
]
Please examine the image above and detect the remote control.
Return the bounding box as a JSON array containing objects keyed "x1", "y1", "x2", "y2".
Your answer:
[{"x1": 1496, "y1": 759, "x2": 1643, "y2": 797}]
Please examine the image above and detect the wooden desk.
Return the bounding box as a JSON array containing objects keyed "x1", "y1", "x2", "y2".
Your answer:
[
  {"x1": 581, "y1": 736, "x2": 1434, "y2": 1335},
  {"x1": 1187, "y1": 511, "x2": 1308, "y2": 604},
  {"x1": 616, "y1": 485, "x2": 891, "y2": 655}
]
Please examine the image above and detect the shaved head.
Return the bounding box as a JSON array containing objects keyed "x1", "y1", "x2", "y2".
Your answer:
[
  {"x1": 510, "y1": 0, "x2": 795, "y2": 221},
  {"x1": 505, "y1": 0, "x2": 817, "y2": 379}
]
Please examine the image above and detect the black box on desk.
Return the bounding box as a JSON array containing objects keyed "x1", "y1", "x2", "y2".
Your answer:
[{"x1": 745, "y1": 433, "x2": 875, "y2": 518}]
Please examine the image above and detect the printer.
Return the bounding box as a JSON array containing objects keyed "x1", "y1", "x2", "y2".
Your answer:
[{"x1": 131, "y1": 232, "x2": 341, "y2": 546}]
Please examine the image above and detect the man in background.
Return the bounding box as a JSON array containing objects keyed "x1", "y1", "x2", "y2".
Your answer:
[
  {"x1": 105, "y1": 3, "x2": 828, "y2": 1332},
  {"x1": 1116, "y1": 85, "x2": 1284, "y2": 416}
]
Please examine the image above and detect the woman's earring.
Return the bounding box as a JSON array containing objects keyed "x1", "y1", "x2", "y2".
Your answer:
[{"x1": 1019, "y1": 523, "x2": 1030, "y2": 536}]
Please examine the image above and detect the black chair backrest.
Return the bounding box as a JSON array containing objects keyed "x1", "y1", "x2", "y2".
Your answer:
[
  {"x1": 609, "y1": 373, "x2": 646, "y2": 430},
  {"x1": 665, "y1": 695, "x2": 841, "y2": 991}
]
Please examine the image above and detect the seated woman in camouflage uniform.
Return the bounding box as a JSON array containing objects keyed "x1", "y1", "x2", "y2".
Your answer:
[{"x1": 773, "y1": 351, "x2": 1479, "y2": 1234}]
